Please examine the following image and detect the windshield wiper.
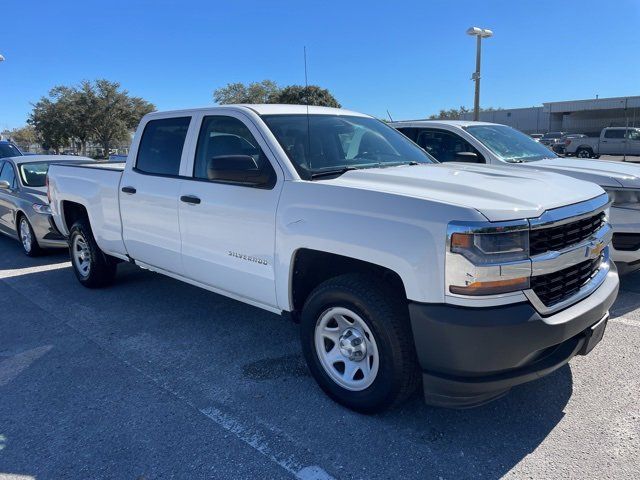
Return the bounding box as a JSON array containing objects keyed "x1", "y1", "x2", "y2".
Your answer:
[{"x1": 309, "y1": 166, "x2": 358, "y2": 180}]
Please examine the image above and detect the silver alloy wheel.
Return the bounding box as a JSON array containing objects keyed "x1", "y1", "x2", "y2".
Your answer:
[
  {"x1": 19, "y1": 217, "x2": 32, "y2": 253},
  {"x1": 72, "y1": 234, "x2": 91, "y2": 278},
  {"x1": 314, "y1": 306, "x2": 380, "y2": 391},
  {"x1": 578, "y1": 149, "x2": 590, "y2": 158}
]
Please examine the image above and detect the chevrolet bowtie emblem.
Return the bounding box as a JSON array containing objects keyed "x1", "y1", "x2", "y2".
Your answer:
[{"x1": 587, "y1": 241, "x2": 605, "y2": 258}]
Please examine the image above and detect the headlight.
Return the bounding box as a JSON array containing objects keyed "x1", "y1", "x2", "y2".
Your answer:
[
  {"x1": 451, "y1": 230, "x2": 529, "y2": 264},
  {"x1": 447, "y1": 222, "x2": 531, "y2": 296},
  {"x1": 604, "y1": 188, "x2": 640, "y2": 209},
  {"x1": 32, "y1": 203, "x2": 51, "y2": 214}
]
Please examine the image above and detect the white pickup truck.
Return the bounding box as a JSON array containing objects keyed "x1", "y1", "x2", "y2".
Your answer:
[
  {"x1": 564, "y1": 127, "x2": 640, "y2": 158},
  {"x1": 392, "y1": 120, "x2": 640, "y2": 274},
  {"x1": 48, "y1": 105, "x2": 619, "y2": 412}
]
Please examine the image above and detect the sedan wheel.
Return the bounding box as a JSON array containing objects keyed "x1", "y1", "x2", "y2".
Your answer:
[{"x1": 20, "y1": 218, "x2": 32, "y2": 253}]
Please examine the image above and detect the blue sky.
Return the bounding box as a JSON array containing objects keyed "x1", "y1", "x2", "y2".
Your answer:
[{"x1": 1, "y1": 0, "x2": 639, "y2": 130}]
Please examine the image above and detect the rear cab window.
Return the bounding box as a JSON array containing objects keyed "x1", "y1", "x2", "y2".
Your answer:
[{"x1": 135, "y1": 117, "x2": 191, "y2": 176}]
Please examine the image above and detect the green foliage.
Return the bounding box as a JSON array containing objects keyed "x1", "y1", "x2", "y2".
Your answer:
[
  {"x1": 6, "y1": 125, "x2": 37, "y2": 149},
  {"x1": 213, "y1": 80, "x2": 341, "y2": 107},
  {"x1": 213, "y1": 80, "x2": 281, "y2": 104},
  {"x1": 428, "y1": 106, "x2": 501, "y2": 120},
  {"x1": 275, "y1": 85, "x2": 341, "y2": 108},
  {"x1": 29, "y1": 79, "x2": 155, "y2": 156}
]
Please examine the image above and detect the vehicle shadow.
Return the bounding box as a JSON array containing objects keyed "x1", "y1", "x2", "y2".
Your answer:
[
  {"x1": 611, "y1": 269, "x2": 640, "y2": 318},
  {"x1": 0, "y1": 234, "x2": 70, "y2": 270},
  {"x1": 374, "y1": 365, "x2": 572, "y2": 477}
]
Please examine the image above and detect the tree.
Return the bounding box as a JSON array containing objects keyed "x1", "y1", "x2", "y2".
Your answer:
[
  {"x1": 213, "y1": 80, "x2": 280, "y2": 104},
  {"x1": 29, "y1": 98, "x2": 69, "y2": 153},
  {"x1": 428, "y1": 106, "x2": 501, "y2": 120},
  {"x1": 87, "y1": 79, "x2": 155, "y2": 156},
  {"x1": 213, "y1": 80, "x2": 341, "y2": 107},
  {"x1": 6, "y1": 125, "x2": 37, "y2": 149},
  {"x1": 30, "y1": 80, "x2": 155, "y2": 157},
  {"x1": 274, "y1": 85, "x2": 341, "y2": 108}
]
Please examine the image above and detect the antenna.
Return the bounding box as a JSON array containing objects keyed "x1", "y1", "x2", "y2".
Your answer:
[
  {"x1": 386, "y1": 110, "x2": 394, "y2": 122},
  {"x1": 304, "y1": 46, "x2": 312, "y2": 168}
]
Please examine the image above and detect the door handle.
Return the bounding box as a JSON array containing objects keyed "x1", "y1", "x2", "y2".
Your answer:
[
  {"x1": 180, "y1": 195, "x2": 201, "y2": 205},
  {"x1": 121, "y1": 186, "x2": 137, "y2": 194}
]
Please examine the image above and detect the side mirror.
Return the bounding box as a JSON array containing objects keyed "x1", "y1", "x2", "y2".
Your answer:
[
  {"x1": 207, "y1": 155, "x2": 274, "y2": 187},
  {"x1": 0, "y1": 180, "x2": 10, "y2": 190},
  {"x1": 455, "y1": 151, "x2": 482, "y2": 163}
]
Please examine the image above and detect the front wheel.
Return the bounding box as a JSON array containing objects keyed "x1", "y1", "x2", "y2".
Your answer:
[
  {"x1": 300, "y1": 274, "x2": 419, "y2": 413},
  {"x1": 18, "y1": 215, "x2": 43, "y2": 257},
  {"x1": 69, "y1": 219, "x2": 117, "y2": 288}
]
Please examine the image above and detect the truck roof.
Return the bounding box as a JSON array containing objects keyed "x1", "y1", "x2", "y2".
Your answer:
[
  {"x1": 144, "y1": 104, "x2": 370, "y2": 119},
  {"x1": 4, "y1": 155, "x2": 92, "y2": 164}
]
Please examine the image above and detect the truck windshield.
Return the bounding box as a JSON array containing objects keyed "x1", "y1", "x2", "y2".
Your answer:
[
  {"x1": 0, "y1": 143, "x2": 22, "y2": 159},
  {"x1": 465, "y1": 125, "x2": 557, "y2": 163},
  {"x1": 18, "y1": 162, "x2": 49, "y2": 187},
  {"x1": 261, "y1": 114, "x2": 435, "y2": 179}
]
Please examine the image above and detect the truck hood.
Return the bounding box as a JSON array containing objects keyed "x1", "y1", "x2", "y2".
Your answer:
[
  {"x1": 323, "y1": 163, "x2": 604, "y2": 222},
  {"x1": 527, "y1": 158, "x2": 640, "y2": 188}
]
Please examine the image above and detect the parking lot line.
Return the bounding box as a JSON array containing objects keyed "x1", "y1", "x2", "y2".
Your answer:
[
  {"x1": 611, "y1": 316, "x2": 640, "y2": 328},
  {"x1": 0, "y1": 261, "x2": 70, "y2": 279}
]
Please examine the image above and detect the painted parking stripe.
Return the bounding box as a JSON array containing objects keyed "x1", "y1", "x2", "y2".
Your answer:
[
  {"x1": 200, "y1": 406, "x2": 335, "y2": 480},
  {"x1": 0, "y1": 261, "x2": 70, "y2": 280}
]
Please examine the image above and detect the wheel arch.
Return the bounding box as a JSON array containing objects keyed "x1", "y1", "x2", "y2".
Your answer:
[
  {"x1": 288, "y1": 248, "x2": 407, "y2": 320},
  {"x1": 60, "y1": 200, "x2": 90, "y2": 233}
]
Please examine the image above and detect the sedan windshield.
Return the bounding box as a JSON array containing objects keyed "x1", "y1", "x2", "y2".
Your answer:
[
  {"x1": 465, "y1": 125, "x2": 557, "y2": 163},
  {"x1": 0, "y1": 143, "x2": 22, "y2": 159},
  {"x1": 261, "y1": 114, "x2": 435, "y2": 179},
  {"x1": 19, "y1": 162, "x2": 49, "y2": 187}
]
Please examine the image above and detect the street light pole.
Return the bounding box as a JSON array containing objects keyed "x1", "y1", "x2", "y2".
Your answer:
[{"x1": 466, "y1": 27, "x2": 493, "y2": 121}]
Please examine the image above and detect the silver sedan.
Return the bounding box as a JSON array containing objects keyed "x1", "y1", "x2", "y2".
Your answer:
[{"x1": 0, "y1": 155, "x2": 93, "y2": 256}]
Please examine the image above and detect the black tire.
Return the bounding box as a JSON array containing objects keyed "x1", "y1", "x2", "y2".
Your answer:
[
  {"x1": 300, "y1": 274, "x2": 419, "y2": 413},
  {"x1": 17, "y1": 214, "x2": 43, "y2": 257},
  {"x1": 576, "y1": 147, "x2": 594, "y2": 159},
  {"x1": 68, "y1": 219, "x2": 117, "y2": 288}
]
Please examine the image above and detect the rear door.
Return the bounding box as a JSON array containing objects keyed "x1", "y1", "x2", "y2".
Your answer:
[
  {"x1": 600, "y1": 129, "x2": 626, "y2": 155},
  {"x1": 177, "y1": 112, "x2": 283, "y2": 308},
  {"x1": 119, "y1": 115, "x2": 192, "y2": 274}
]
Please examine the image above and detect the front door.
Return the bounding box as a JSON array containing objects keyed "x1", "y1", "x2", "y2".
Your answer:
[
  {"x1": 119, "y1": 116, "x2": 192, "y2": 274},
  {"x1": 178, "y1": 113, "x2": 282, "y2": 308},
  {"x1": 0, "y1": 162, "x2": 18, "y2": 235}
]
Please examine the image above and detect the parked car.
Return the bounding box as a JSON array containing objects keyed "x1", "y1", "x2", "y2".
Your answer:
[
  {"x1": 529, "y1": 133, "x2": 543, "y2": 142},
  {"x1": 564, "y1": 127, "x2": 640, "y2": 158},
  {"x1": 540, "y1": 131, "x2": 567, "y2": 147},
  {"x1": 48, "y1": 105, "x2": 618, "y2": 412},
  {"x1": 392, "y1": 120, "x2": 640, "y2": 274},
  {"x1": 0, "y1": 140, "x2": 23, "y2": 159},
  {"x1": 553, "y1": 134, "x2": 587, "y2": 155},
  {"x1": 0, "y1": 155, "x2": 93, "y2": 256}
]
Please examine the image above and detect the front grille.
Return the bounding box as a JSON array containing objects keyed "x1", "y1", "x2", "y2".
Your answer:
[
  {"x1": 612, "y1": 232, "x2": 640, "y2": 252},
  {"x1": 531, "y1": 256, "x2": 602, "y2": 307},
  {"x1": 530, "y1": 212, "x2": 605, "y2": 256}
]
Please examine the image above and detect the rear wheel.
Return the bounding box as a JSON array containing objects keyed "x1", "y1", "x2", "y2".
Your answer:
[
  {"x1": 300, "y1": 274, "x2": 419, "y2": 413},
  {"x1": 69, "y1": 219, "x2": 117, "y2": 288},
  {"x1": 18, "y1": 215, "x2": 43, "y2": 257}
]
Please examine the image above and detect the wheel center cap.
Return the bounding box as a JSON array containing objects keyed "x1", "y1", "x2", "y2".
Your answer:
[{"x1": 338, "y1": 328, "x2": 367, "y2": 361}]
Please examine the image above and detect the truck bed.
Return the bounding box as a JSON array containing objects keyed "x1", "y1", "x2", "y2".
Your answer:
[{"x1": 47, "y1": 161, "x2": 127, "y2": 258}]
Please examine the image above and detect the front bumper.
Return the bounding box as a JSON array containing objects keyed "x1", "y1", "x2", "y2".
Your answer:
[
  {"x1": 409, "y1": 265, "x2": 619, "y2": 408},
  {"x1": 31, "y1": 213, "x2": 67, "y2": 248},
  {"x1": 609, "y1": 206, "x2": 640, "y2": 274}
]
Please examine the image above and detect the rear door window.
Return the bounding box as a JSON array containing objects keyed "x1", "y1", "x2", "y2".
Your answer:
[{"x1": 135, "y1": 117, "x2": 191, "y2": 176}]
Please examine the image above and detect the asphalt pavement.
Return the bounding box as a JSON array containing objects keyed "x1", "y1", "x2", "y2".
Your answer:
[{"x1": 0, "y1": 235, "x2": 638, "y2": 479}]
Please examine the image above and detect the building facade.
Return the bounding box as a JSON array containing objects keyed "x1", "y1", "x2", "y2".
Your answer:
[{"x1": 460, "y1": 95, "x2": 640, "y2": 135}]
